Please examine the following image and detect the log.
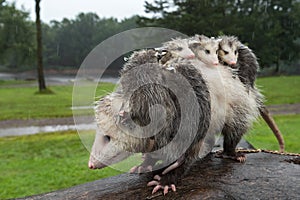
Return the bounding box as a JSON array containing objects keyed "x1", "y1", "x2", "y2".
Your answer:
[{"x1": 19, "y1": 143, "x2": 300, "y2": 200}]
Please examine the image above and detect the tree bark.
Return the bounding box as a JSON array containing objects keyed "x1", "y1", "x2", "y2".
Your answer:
[{"x1": 35, "y1": 0, "x2": 46, "y2": 91}]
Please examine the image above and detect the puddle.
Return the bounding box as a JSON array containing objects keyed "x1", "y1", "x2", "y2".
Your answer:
[{"x1": 0, "y1": 123, "x2": 96, "y2": 137}]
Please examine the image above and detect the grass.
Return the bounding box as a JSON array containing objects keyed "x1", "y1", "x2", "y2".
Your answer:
[
  {"x1": 0, "y1": 82, "x2": 115, "y2": 120},
  {"x1": 0, "y1": 76, "x2": 299, "y2": 120},
  {"x1": 256, "y1": 75, "x2": 300, "y2": 105},
  {"x1": 0, "y1": 131, "x2": 122, "y2": 199},
  {"x1": 246, "y1": 115, "x2": 300, "y2": 152}
]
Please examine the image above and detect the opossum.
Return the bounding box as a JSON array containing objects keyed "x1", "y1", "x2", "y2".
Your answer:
[
  {"x1": 161, "y1": 38, "x2": 196, "y2": 62},
  {"x1": 89, "y1": 49, "x2": 211, "y2": 195},
  {"x1": 189, "y1": 34, "x2": 219, "y2": 66},
  {"x1": 218, "y1": 35, "x2": 285, "y2": 152},
  {"x1": 189, "y1": 35, "x2": 260, "y2": 162},
  {"x1": 123, "y1": 41, "x2": 197, "y2": 174}
]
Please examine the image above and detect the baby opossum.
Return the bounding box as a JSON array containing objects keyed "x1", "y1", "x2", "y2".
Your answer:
[
  {"x1": 189, "y1": 34, "x2": 219, "y2": 66},
  {"x1": 158, "y1": 38, "x2": 196, "y2": 66},
  {"x1": 89, "y1": 49, "x2": 211, "y2": 195},
  {"x1": 218, "y1": 35, "x2": 285, "y2": 152},
  {"x1": 189, "y1": 35, "x2": 260, "y2": 162}
]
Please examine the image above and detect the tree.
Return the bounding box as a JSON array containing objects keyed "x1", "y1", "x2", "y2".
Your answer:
[
  {"x1": 138, "y1": 0, "x2": 300, "y2": 72},
  {"x1": 0, "y1": 1, "x2": 35, "y2": 70},
  {"x1": 35, "y1": 0, "x2": 47, "y2": 91}
]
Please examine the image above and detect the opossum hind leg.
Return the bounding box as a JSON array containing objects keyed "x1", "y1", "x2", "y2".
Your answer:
[{"x1": 216, "y1": 125, "x2": 246, "y2": 162}]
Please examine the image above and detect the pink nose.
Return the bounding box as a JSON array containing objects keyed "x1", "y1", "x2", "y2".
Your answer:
[
  {"x1": 88, "y1": 161, "x2": 95, "y2": 169},
  {"x1": 229, "y1": 61, "x2": 236, "y2": 65},
  {"x1": 213, "y1": 61, "x2": 219, "y2": 66},
  {"x1": 186, "y1": 54, "x2": 195, "y2": 59}
]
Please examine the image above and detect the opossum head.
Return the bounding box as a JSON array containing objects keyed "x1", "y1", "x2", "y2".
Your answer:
[
  {"x1": 189, "y1": 35, "x2": 219, "y2": 66},
  {"x1": 218, "y1": 36, "x2": 241, "y2": 67},
  {"x1": 163, "y1": 38, "x2": 196, "y2": 59},
  {"x1": 89, "y1": 95, "x2": 145, "y2": 169}
]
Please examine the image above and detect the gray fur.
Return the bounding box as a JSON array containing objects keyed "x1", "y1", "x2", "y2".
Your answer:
[{"x1": 90, "y1": 49, "x2": 211, "y2": 170}]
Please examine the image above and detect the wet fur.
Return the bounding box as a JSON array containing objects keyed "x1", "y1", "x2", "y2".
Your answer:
[
  {"x1": 218, "y1": 35, "x2": 285, "y2": 152},
  {"x1": 92, "y1": 49, "x2": 211, "y2": 176}
]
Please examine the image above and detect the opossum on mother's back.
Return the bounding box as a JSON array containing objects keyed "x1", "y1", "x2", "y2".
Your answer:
[
  {"x1": 218, "y1": 35, "x2": 285, "y2": 152},
  {"x1": 189, "y1": 35, "x2": 260, "y2": 162}
]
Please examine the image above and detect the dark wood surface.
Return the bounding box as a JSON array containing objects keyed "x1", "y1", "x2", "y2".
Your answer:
[{"x1": 19, "y1": 150, "x2": 300, "y2": 200}]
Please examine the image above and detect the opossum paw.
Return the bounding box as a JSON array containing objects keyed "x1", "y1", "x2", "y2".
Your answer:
[
  {"x1": 147, "y1": 174, "x2": 177, "y2": 195},
  {"x1": 215, "y1": 151, "x2": 246, "y2": 163},
  {"x1": 129, "y1": 165, "x2": 152, "y2": 174},
  {"x1": 147, "y1": 181, "x2": 176, "y2": 195}
]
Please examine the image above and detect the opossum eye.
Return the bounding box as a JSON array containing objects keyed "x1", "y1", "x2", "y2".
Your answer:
[
  {"x1": 205, "y1": 49, "x2": 210, "y2": 54},
  {"x1": 176, "y1": 47, "x2": 183, "y2": 51},
  {"x1": 223, "y1": 50, "x2": 229, "y2": 55},
  {"x1": 103, "y1": 135, "x2": 111, "y2": 143},
  {"x1": 191, "y1": 43, "x2": 200, "y2": 48},
  {"x1": 234, "y1": 50, "x2": 237, "y2": 55}
]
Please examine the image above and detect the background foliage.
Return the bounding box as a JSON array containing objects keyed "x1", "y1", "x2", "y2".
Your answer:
[{"x1": 0, "y1": 0, "x2": 300, "y2": 74}]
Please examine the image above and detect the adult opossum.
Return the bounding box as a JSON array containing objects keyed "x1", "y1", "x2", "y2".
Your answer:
[
  {"x1": 89, "y1": 48, "x2": 211, "y2": 195},
  {"x1": 218, "y1": 35, "x2": 285, "y2": 152},
  {"x1": 189, "y1": 35, "x2": 260, "y2": 161}
]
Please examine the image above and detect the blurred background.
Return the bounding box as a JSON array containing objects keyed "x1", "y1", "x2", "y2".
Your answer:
[{"x1": 0, "y1": 0, "x2": 299, "y2": 199}]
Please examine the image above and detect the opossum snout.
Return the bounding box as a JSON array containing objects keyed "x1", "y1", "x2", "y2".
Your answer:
[
  {"x1": 213, "y1": 61, "x2": 219, "y2": 66},
  {"x1": 88, "y1": 155, "x2": 107, "y2": 169},
  {"x1": 186, "y1": 54, "x2": 196, "y2": 59},
  {"x1": 88, "y1": 160, "x2": 94, "y2": 169},
  {"x1": 229, "y1": 61, "x2": 236, "y2": 65}
]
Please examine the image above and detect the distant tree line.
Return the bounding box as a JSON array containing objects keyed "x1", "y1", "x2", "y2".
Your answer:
[
  {"x1": 0, "y1": 0, "x2": 300, "y2": 74},
  {"x1": 0, "y1": 1, "x2": 138, "y2": 72},
  {"x1": 138, "y1": 0, "x2": 300, "y2": 74}
]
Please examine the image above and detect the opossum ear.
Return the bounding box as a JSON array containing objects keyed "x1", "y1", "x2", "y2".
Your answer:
[{"x1": 198, "y1": 34, "x2": 209, "y2": 44}]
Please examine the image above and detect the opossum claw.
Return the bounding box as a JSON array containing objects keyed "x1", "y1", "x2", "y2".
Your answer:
[
  {"x1": 129, "y1": 164, "x2": 153, "y2": 174},
  {"x1": 119, "y1": 110, "x2": 125, "y2": 117},
  {"x1": 163, "y1": 186, "x2": 169, "y2": 195},
  {"x1": 154, "y1": 175, "x2": 161, "y2": 181},
  {"x1": 236, "y1": 155, "x2": 246, "y2": 163},
  {"x1": 129, "y1": 166, "x2": 138, "y2": 173},
  {"x1": 215, "y1": 151, "x2": 246, "y2": 162},
  {"x1": 147, "y1": 165, "x2": 153, "y2": 172},
  {"x1": 147, "y1": 181, "x2": 159, "y2": 186},
  {"x1": 171, "y1": 184, "x2": 176, "y2": 192},
  {"x1": 152, "y1": 185, "x2": 163, "y2": 194},
  {"x1": 138, "y1": 166, "x2": 143, "y2": 174}
]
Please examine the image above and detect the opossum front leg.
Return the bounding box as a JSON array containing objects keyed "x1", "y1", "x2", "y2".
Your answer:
[
  {"x1": 216, "y1": 124, "x2": 246, "y2": 162},
  {"x1": 147, "y1": 155, "x2": 185, "y2": 195},
  {"x1": 130, "y1": 153, "x2": 159, "y2": 173}
]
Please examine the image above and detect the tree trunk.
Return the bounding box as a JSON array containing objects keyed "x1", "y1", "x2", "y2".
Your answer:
[
  {"x1": 35, "y1": 0, "x2": 46, "y2": 91},
  {"x1": 18, "y1": 140, "x2": 300, "y2": 200}
]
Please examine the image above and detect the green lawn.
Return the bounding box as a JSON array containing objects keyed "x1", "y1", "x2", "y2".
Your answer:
[
  {"x1": 0, "y1": 81, "x2": 115, "y2": 120},
  {"x1": 0, "y1": 76, "x2": 299, "y2": 120},
  {"x1": 246, "y1": 115, "x2": 300, "y2": 152},
  {"x1": 0, "y1": 131, "x2": 122, "y2": 199},
  {"x1": 256, "y1": 75, "x2": 300, "y2": 105}
]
